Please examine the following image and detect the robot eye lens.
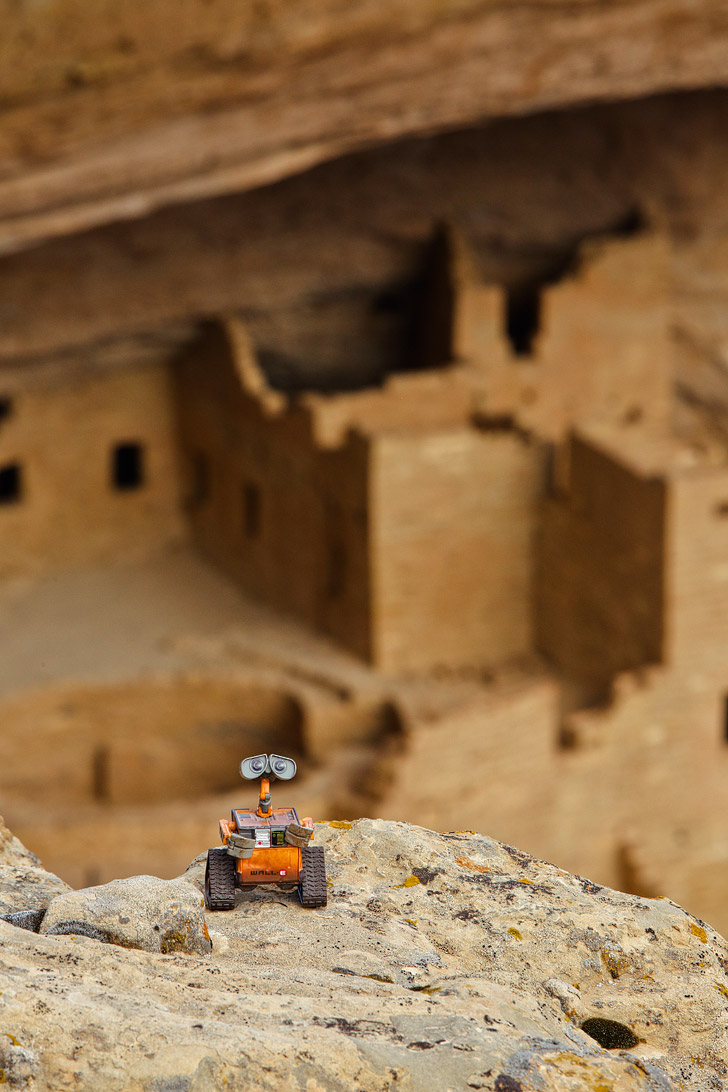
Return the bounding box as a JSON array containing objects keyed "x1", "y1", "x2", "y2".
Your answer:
[
  {"x1": 274, "y1": 761, "x2": 285, "y2": 772},
  {"x1": 252, "y1": 760, "x2": 263, "y2": 771}
]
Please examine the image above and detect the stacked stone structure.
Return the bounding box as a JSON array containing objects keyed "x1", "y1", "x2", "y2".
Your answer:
[{"x1": 3, "y1": 222, "x2": 728, "y2": 932}]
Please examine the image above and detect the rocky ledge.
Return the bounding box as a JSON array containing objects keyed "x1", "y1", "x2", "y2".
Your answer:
[
  {"x1": 0, "y1": 816, "x2": 727, "y2": 1090},
  {"x1": 4, "y1": 0, "x2": 728, "y2": 255}
]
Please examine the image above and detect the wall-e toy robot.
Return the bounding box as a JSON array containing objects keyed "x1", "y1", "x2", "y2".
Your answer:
[{"x1": 205, "y1": 753, "x2": 327, "y2": 910}]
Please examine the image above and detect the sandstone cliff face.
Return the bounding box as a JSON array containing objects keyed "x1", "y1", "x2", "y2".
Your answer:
[
  {"x1": 1, "y1": 1, "x2": 728, "y2": 252},
  {"x1": 1, "y1": 814, "x2": 727, "y2": 1090}
]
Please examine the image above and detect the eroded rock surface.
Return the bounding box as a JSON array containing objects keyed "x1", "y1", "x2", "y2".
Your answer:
[
  {"x1": 0, "y1": 815, "x2": 70, "y2": 917},
  {"x1": 39, "y1": 875, "x2": 212, "y2": 955},
  {"x1": 2, "y1": 1, "x2": 728, "y2": 252},
  {"x1": 1, "y1": 818, "x2": 727, "y2": 1089}
]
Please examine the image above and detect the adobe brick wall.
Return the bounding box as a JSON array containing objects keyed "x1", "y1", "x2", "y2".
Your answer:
[
  {"x1": 561, "y1": 665, "x2": 728, "y2": 930},
  {"x1": 374, "y1": 656, "x2": 728, "y2": 932},
  {"x1": 536, "y1": 429, "x2": 665, "y2": 699},
  {"x1": 376, "y1": 674, "x2": 560, "y2": 853},
  {"x1": 0, "y1": 362, "x2": 185, "y2": 580},
  {"x1": 371, "y1": 426, "x2": 546, "y2": 672},
  {"x1": 665, "y1": 466, "x2": 728, "y2": 676},
  {"x1": 175, "y1": 320, "x2": 551, "y2": 673},
  {"x1": 174, "y1": 324, "x2": 374, "y2": 661},
  {"x1": 527, "y1": 234, "x2": 673, "y2": 439},
  {"x1": 448, "y1": 232, "x2": 673, "y2": 441},
  {"x1": 305, "y1": 368, "x2": 475, "y2": 448}
]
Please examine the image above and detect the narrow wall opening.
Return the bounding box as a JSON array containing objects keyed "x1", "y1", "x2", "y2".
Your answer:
[
  {"x1": 506, "y1": 286, "x2": 542, "y2": 356},
  {"x1": 0, "y1": 462, "x2": 22, "y2": 504},
  {"x1": 112, "y1": 442, "x2": 145, "y2": 491}
]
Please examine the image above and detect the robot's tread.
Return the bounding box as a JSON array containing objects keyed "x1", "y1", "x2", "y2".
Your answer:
[
  {"x1": 205, "y1": 847, "x2": 236, "y2": 910},
  {"x1": 299, "y1": 845, "x2": 328, "y2": 908}
]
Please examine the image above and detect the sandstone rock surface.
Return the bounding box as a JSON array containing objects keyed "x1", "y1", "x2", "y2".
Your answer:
[
  {"x1": 2, "y1": 1, "x2": 728, "y2": 253},
  {"x1": 1, "y1": 818, "x2": 727, "y2": 1089},
  {"x1": 0, "y1": 815, "x2": 70, "y2": 917},
  {"x1": 39, "y1": 874, "x2": 212, "y2": 955}
]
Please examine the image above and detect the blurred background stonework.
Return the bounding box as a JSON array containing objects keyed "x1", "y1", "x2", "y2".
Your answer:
[{"x1": 2, "y1": 0, "x2": 728, "y2": 930}]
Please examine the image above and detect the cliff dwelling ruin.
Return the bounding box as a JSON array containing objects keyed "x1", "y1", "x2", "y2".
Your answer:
[{"x1": 3, "y1": 75, "x2": 728, "y2": 932}]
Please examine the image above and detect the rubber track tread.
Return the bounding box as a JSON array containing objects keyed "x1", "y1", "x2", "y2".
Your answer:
[
  {"x1": 299, "y1": 845, "x2": 327, "y2": 908},
  {"x1": 205, "y1": 847, "x2": 236, "y2": 910}
]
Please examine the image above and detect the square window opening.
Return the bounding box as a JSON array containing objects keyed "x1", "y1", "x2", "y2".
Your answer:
[
  {"x1": 112, "y1": 442, "x2": 145, "y2": 491},
  {"x1": 0, "y1": 462, "x2": 22, "y2": 504}
]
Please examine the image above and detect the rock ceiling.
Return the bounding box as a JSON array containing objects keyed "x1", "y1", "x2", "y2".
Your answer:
[{"x1": 2, "y1": 0, "x2": 728, "y2": 255}]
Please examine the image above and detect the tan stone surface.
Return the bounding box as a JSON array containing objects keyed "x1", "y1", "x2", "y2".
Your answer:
[
  {"x1": 175, "y1": 316, "x2": 547, "y2": 671},
  {"x1": 4, "y1": 221, "x2": 728, "y2": 934},
  {"x1": 0, "y1": 362, "x2": 185, "y2": 580},
  {"x1": 376, "y1": 673, "x2": 561, "y2": 852},
  {"x1": 4, "y1": 23, "x2": 728, "y2": 995},
  {"x1": 40, "y1": 875, "x2": 211, "y2": 955},
  {"x1": 666, "y1": 465, "x2": 728, "y2": 674},
  {"x1": 536, "y1": 429, "x2": 667, "y2": 699},
  {"x1": 0, "y1": 815, "x2": 70, "y2": 916},
  {"x1": 0, "y1": 546, "x2": 400, "y2": 888},
  {"x1": 2, "y1": 2, "x2": 728, "y2": 254},
  {"x1": 0, "y1": 89, "x2": 726, "y2": 407},
  {"x1": 175, "y1": 324, "x2": 375, "y2": 661},
  {"x1": 371, "y1": 427, "x2": 544, "y2": 671},
  {"x1": 1, "y1": 818, "x2": 728, "y2": 1090},
  {"x1": 449, "y1": 231, "x2": 674, "y2": 441}
]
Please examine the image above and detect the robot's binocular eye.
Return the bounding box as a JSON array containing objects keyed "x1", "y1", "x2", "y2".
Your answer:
[
  {"x1": 240, "y1": 754, "x2": 269, "y2": 780},
  {"x1": 239, "y1": 754, "x2": 298, "y2": 780},
  {"x1": 269, "y1": 754, "x2": 296, "y2": 780}
]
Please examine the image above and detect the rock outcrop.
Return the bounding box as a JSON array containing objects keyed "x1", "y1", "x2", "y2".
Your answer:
[
  {"x1": 0, "y1": 816, "x2": 70, "y2": 917},
  {"x1": 2, "y1": 1, "x2": 728, "y2": 253},
  {"x1": 1, "y1": 815, "x2": 727, "y2": 1089},
  {"x1": 39, "y1": 875, "x2": 212, "y2": 955}
]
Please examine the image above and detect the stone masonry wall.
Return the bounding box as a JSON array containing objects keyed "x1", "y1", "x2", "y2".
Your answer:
[
  {"x1": 449, "y1": 232, "x2": 673, "y2": 442},
  {"x1": 666, "y1": 464, "x2": 728, "y2": 676},
  {"x1": 536, "y1": 430, "x2": 666, "y2": 700},
  {"x1": 174, "y1": 324, "x2": 373, "y2": 661},
  {"x1": 0, "y1": 362, "x2": 185, "y2": 580},
  {"x1": 371, "y1": 426, "x2": 546, "y2": 672}
]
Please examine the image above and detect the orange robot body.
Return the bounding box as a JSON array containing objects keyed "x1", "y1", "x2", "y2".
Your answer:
[
  {"x1": 205, "y1": 754, "x2": 327, "y2": 910},
  {"x1": 224, "y1": 807, "x2": 306, "y2": 885}
]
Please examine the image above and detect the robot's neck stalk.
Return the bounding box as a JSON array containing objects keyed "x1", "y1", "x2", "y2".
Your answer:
[{"x1": 257, "y1": 775, "x2": 272, "y2": 817}]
